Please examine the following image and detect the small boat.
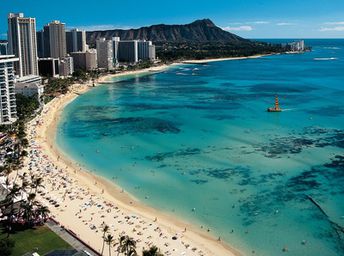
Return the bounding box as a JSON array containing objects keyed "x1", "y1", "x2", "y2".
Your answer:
[{"x1": 267, "y1": 95, "x2": 282, "y2": 112}]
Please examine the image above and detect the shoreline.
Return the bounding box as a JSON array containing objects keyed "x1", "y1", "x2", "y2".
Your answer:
[
  {"x1": 180, "y1": 53, "x2": 273, "y2": 64},
  {"x1": 97, "y1": 64, "x2": 174, "y2": 83},
  {"x1": 24, "y1": 64, "x2": 242, "y2": 256}
]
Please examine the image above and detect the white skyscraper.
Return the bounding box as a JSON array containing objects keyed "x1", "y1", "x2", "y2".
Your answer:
[
  {"x1": 0, "y1": 55, "x2": 19, "y2": 124},
  {"x1": 7, "y1": 13, "x2": 39, "y2": 77},
  {"x1": 96, "y1": 38, "x2": 113, "y2": 70},
  {"x1": 149, "y1": 43, "x2": 156, "y2": 60},
  {"x1": 112, "y1": 37, "x2": 120, "y2": 65}
]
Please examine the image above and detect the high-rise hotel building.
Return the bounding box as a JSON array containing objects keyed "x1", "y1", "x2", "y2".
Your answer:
[
  {"x1": 0, "y1": 55, "x2": 19, "y2": 124},
  {"x1": 7, "y1": 13, "x2": 39, "y2": 77},
  {"x1": 38, "y1": 21, "x2": 67, "y2": 59},
  {"x1": 117, "y1": 40, "x2": 139, "y2": 64},
  {"x1": 47, "y1": 21, "x2": 66, "y2": 58},
  {"x1": 116, "y1": 39, "x2": 156, "y2": 64},
  {"x1": 66, "y1": 29, "x2": 87, "y2": 53},
  {"x1": 96, "y1": 38, "x2": 113, "y2": 70}
]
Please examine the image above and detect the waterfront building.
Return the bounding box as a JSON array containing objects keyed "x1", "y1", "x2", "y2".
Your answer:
[
  {"x1": 66, "y1": 29, "x2": 87, "y2": 53},
  {"x1": 117, "y1": 40, "x2": 138, "y2": 64},
  {"x1": 59, "y1": 56, "x2": 74, "y2": 77},
  {"x1": 112, "y1": 37, "x2": 120, "y2": 65},
  {"x1": 38, "y1": 58, "x2": 60, "y2": 77},
  {"x1": 117, "y1": 39, "x2": 156, "y2": 64},
  {"x1": 96, "y1": 38, "x2": 114, "y2": 70},
  {"x1": 288, "y1": 40, "x2": 305, "y2": 52},
  {"x1": 70, "y1": 50, "x2": 97, "y2": 71},
  {"x1": 0, "y1": 41, "x2": 8, "y2": 55},
  {"x1": 43, "y1": 21, "x2": 67, "y2": 59},
  {"x1": 138, "y1": 40, "x2": 150, "y2": 60},
  {"x1": 137, "y1": 40, "x2": 156, "y2": 61},
  {"x1": 7, "y1": 13, "x2": 39, "y2": 77},
  {"x1": 149, "y1": 44, "x2": 156, "y2": 60},
  {"x1": 0, "y1": 55, "x2": 18, "y2": 124},
  {"x1": 15, "y1": 75, "x2": 43, "y2": 99}
]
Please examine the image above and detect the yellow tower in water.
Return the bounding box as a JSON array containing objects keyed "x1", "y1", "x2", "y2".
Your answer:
[{"x1": 267, "y1": 95, "x2": 282, "y2": 112}]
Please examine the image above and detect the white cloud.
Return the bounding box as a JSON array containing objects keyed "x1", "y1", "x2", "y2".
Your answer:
[
  {"x1": 324, "y1": 21, "x2": 344, "y2": 25},
  {"x1": 252, "y1": 21, "x2": 269, "y2": 24},
  {"x1": 222, "y1": 25, "x2": 253, "y2": 31},
  {"x1": 68, "y1": 24, "x2": 132, "y2": 31},
  {"x1": 276, "y1": 22, "x2": 296, "y2": 26},
  {"x1": 227, "y1": 21, "x2": 269, "y2": 25},
  {"x1": 320, "y1": 26, "x2": 344, "y2": 32}
]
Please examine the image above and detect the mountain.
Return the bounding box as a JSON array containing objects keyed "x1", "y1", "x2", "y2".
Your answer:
[
  {"x1": 85, "y1": 19, "x2": 286, "y2": 61},
  {"x1": 86, "y1": 19, "x2": 250, "y2": 46}
]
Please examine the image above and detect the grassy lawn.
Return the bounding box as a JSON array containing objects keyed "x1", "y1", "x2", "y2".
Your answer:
[{"x1": 1, "y1": 225, "x2": 72, "y2": 256}]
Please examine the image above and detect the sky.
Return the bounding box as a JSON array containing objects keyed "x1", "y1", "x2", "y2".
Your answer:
[{"x1": 1, "y1": 0, "x2": 344, "y2": 39}]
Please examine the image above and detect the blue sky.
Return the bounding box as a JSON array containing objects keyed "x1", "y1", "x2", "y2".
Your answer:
[{"x1": 1, "y1": 0, "x2": 344, "y2": 39}]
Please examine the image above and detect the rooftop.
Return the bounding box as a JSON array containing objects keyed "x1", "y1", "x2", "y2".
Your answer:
[{"x1": 0, "y1": 55, "x2": 19, "y2": 63}]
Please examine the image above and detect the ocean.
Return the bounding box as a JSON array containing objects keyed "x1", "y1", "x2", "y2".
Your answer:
[{"x1": 56, "y1": 39, "x2": 344, "y2": 256}]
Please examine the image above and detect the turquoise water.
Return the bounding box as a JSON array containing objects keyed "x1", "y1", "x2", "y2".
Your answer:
[{"x1": 57, "y1": 39, "x2": 344, "y2": 256}]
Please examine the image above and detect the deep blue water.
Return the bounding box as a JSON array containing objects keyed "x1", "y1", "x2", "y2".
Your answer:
[{"x1": 57, "y1": 39, "x2": 344, "y2": 256}]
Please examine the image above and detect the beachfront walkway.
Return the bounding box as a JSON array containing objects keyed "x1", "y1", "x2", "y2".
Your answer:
[{"x1": 46, "y1": 219, "x2": 100, "y2": 256}]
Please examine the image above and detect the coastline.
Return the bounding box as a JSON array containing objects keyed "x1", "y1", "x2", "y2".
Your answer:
[
  {"x1": 97, "y1": 64, "x2": 173, "y2": 83},
  {"x1": 24, "y1": 63, "x2": 242, "y2": 256},
  {"x1": 180, "y1": 54, "x2": 272, "y2": 64}
]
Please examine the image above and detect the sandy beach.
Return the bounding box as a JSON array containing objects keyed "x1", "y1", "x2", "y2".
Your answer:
[{"x1": 20, "y1": 64, "x2": 242, "y2": 256}]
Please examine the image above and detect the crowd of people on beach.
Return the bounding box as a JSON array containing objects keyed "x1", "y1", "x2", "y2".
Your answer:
[{"x1": 18, "y1": 91, "x2": 225, "y2": 256}]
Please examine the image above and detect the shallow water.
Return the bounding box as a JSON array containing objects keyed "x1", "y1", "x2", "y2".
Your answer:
[{"x1": 57, "y1": 39, "x2": 344, "y2": 256}]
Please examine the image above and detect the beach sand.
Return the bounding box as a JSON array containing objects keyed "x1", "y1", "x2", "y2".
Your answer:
[{"x1": 20, "y1": 65, "x2": 241, "y2": 256}]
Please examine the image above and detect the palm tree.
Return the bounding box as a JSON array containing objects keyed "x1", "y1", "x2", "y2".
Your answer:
[
  {"x1": 104, "y1": 234, "x2": 114, "y2": 256},
  {"x1": 142, "y1": 246, "x2": 163, "y2": 256},
  {"x1": 4, "y1": 184, "x2": 21, "y2": 224},
  {"x1": 35, "y1": 205, "x2": 50, "y2": 222},
  {"x1": 115, "y1": 235, "x2": 126, "y2": 256},
  {"x1": 22, "y1": 202, "x2": 33, "y2": 222},
  {"x1": 116, "y1": 236, "x2": 137, "y2": 256},
  {"x1": 31, "y1": 177, "x2": 44, "y2": 194},
  {"x1": 101, "y1": 224, "x2": 109, "y2": 255},
  {"x1": 27, "y1": 193, "x2": 36, "y2": 205}
]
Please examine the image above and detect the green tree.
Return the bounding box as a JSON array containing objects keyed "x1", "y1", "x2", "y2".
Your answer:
[
  {"x1": 142, "y1": 246, "x2": 164, "y2": 256},
  {"x1": 35, "y1": 205, "x2": 50, "y2": 221},
  {"x1": 104, "y1": 234, "x2": 114, "y2": 256},
  {"x1": 32, "y1": 177, "x2": 44, "y2": 194},
  {"x1": 15, "y1": 94, "x2": 40, "y2": 121},
  {"x1": 116, "y1": 235, "x2": 137, "y2": 256},
  {"x1": 0, "y1": 237, "x2": 15, "y2": 256},
  {"x1": 100, "y1": 223, "x2": 109, "y2": 255}
]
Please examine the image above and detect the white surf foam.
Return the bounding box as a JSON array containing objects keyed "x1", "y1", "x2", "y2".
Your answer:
[{"x1": 313, "y1": 57, "x2": 338, "y2": 61}]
